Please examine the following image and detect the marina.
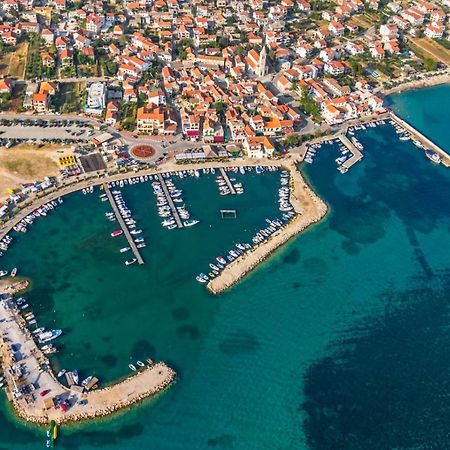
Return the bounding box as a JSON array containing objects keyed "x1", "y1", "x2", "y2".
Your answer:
[
  {"x1": 104, "y1": 186, "x2": 144, "y2": 265},
  {"x1": 207, "y1": 161, "x2": 328, "y2": 294},
  {"x1": 218, "y1": 168, "x2": 237, "y2": 195},
  {"x1": 156, "y1": 174, "x2": 184, "y2": 229}
]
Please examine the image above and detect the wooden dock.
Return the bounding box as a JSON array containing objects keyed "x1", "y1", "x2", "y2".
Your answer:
[
  {"x1": 338, "y1": 134, "x2": 363, "y2": 170},
  {"x1": 390, "y1": 112, "x2": 450, "y2": 167},
  {"x1": 104, "y1": 186, "x2": 144, "y2": 264},
  {"x1": 157, "y1": 174, "x2": 183, "y2": 228},
  {"x1": 219, "y1": 168, "x2": 236, "y2": 194}
]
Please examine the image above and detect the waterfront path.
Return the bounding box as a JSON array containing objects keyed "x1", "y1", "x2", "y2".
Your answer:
[
  {"x1": 0, "y1": 295, "x2": 175, "y2": 425},
  {"x1": 219, "y1": 168, "x2": 237, "y2": 194},
  {"x1": 156, "y1": 174, "x2": 184, "y2": 228},
  {"x1": 104, "y1": 185, "x2": 144, "y2": 264},
  {"x1": 207, "y1": 160, "x2": 328, "y2": 294}
]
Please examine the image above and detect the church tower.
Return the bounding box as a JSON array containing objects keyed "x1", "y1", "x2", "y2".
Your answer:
[{"x1": 258, "y1": 44, "x2": 267, "y2": 77}]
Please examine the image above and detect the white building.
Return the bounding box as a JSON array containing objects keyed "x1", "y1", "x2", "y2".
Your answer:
[{"x1": 85, "y1": 82, "x2": 106, "y2": 115}]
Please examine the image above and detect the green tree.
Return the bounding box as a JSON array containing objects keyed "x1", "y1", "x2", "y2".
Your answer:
[{"x1": 423, "y1": 58, "x2": 437, "y2": 72}]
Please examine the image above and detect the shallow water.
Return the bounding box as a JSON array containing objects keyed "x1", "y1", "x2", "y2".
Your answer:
[{"x1": 1, "y1": 85, "x2": 450, "y2": 449}]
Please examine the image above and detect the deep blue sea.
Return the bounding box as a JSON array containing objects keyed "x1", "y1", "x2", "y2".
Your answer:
[{"x1": 1, "y1": 84, "x2": 450, "y2": 449}]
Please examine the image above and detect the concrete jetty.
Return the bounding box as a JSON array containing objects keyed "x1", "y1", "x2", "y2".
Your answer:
[
  {"x1": 219, "y1": 168, "x2": 237, "y2": 194},
  {"x1": 104, "y1": 185, "x2": 144, "y2": 264},
  {"x1": 389, "y1": 112, "x2": 450, "y2": 167},
  {"x1": 156, "y1": 174, "x2": 183, "y2": 228},
  {"x1": 0, "y1": 293, "x2": 175, "y2": 425},
  {"x1": 338, "y1": 134, "x2": 363, "y2": 170}
]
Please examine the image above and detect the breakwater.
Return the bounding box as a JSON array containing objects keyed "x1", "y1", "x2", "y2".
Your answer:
[
  {"x1": 207, "y1": 161, "x2": 328, "y2": 294},
  {"x1": 0, "y1": 292, "x2": 175, "y2": 425}
]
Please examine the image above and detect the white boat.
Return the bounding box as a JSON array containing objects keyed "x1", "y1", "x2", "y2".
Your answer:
[
  {"x1": 0, "y1": 270, "x2": 7, "y2": 277},
  {"x1": 57, "y1": 369, "x2": 66, "y2": 378},
  {"x1": 136, "y1": 360, "x2": 145, "y2": 367},
  {"x1": 125, "y1": 258, "x2": 137, "y2": 266},
  {"x1": 10, "y1": 268, "x2": 17, "y2": 277},
  {"x1": 425, "y1": 149, "x2": 441, "y2": 164},
  {"x1": 129, "y1": 364, "x2": 136, "y2": 371},
  {"x1": 183, "y1": 220, "x2": 199, "y2": 227},
  {"x1": 120, "y1": 247, "x2": 130, "y2": 253}
]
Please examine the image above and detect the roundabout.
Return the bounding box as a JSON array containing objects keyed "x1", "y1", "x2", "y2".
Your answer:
[{"x1": 130, "y1": 144, "x2": 156, "y2": 160}]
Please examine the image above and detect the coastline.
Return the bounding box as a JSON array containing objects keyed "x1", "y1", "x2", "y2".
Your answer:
[
  {"x1": 0, "y1": 289, "x2": 176, "y2": 425},
  {"x1": 0, "y1": 156, "x2": 328, "y2": 426},
  {"x1": 381, "y1": 72, "x2": 450, "y2": 96},
  {"x1": 207, "y1": 160, "x2": 328, "y2": 294}
]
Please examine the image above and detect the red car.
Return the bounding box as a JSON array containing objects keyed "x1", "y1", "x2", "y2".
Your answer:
[
  {"x1": 59, "y1": 403, "x2": 68, "y2": 412},
  {"x1": 39, "y1": 389, "x2": 50, "y2": 397}
]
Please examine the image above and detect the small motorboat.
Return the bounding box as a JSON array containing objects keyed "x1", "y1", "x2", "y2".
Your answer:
[
  {"x1": 57, "y1": 369, "x2": 66, "y2": 378},
  {"x1": 125, "y1": 259, "x2": 137, "y2": 266},
  {"x1": 10, "y1": 268, "x2": 17, "y2": 277},
  {"x1": 129, "y1": 364, "x2": 136, "y2": 371},
  {"x1": 136, "y1": 360, "x2": 145, "y2": 367}
]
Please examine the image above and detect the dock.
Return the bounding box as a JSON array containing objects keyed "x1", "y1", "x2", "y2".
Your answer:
[
  {"x1": 390, "y1": 112, "x2": 450, "y2": 167},
  {"x1": 156, "y1": 174, "x2": 183, "y2": 228},
  {"x1": 219, "y1": 168, "x2": 236, "y2": 194},
  {"x1": 104, "y1": 186, "x2": 144, "y2": 264},
  {"x1": 338, "y1": 134, "x2": 363, "y2": 170}
]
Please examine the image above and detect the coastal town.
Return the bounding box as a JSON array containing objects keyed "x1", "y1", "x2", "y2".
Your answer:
[{"x1": 1, "y1": 0, "x2": 450, "y2": 438}]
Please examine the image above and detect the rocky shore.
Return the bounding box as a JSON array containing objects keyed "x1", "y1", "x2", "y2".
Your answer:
[{"x1": 207, "y1": 161, "x2": 328, "y2": 294}]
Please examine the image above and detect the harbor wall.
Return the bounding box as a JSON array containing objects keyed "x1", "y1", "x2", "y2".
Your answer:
[{"x1": 207, "y1": 161, "x2": 328, "y2": 294}]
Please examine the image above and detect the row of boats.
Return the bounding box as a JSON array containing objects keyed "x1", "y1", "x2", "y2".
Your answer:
[
  {"x1": 0, "y1": 234, "x2": 13, "y2": 259},
  {"x1": 152, "y1": 178, "x2": 199, "y2": 229},
  {"x1": 11, "y1": 198, "x2": 64, "y2": 235},
  {"x1": 128, "y1": 358, "x2": 154, "y2": 372},
  {"x1": 196, "y1": 170, "x2": 296, "y2": 284},
  {"x1": 106, "y1": 189, "x2": 146, "y2": 265},
  {"x1": 390, "y1": 119, "x2": 442, "y2": 164}
]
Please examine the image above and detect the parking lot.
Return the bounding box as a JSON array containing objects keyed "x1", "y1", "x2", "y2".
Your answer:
[{"x1": 0, "y1": 119, "x2": 93, "y2": 145}]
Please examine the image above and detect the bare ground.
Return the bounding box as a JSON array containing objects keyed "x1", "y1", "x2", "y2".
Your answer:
[{"x1": 0, "y1": 144, "x2": 73, "y2": 199}]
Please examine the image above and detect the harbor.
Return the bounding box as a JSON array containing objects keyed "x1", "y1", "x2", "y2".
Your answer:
[
  {"x1": 207, "y1": 160, "x2": 328, "y2": 294},
  {"x1": 0, "y1": 290, "x2": 175, "y2": 425}
]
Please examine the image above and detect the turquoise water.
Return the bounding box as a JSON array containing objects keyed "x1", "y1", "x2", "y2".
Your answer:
[{"x1": 1, "y1": 85, "x2": 450, "y2": 449}]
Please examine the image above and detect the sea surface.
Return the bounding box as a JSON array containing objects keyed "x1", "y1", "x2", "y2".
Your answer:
[{"x1": 1, "y1": 85, "x2": 450, "y2": 449}]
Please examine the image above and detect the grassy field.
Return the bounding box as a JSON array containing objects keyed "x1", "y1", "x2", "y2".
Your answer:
[
  {"x1": 409, "y1": 38, "x2": 450, "y2": 65},
  {"x1": 0, "y1": 42, "x2": 28, "y2": 78}
]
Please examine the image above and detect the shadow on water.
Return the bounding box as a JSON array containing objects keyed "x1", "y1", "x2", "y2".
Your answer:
[{"x1": 302, "y1": 274, "x2": 450, "y2": 450}]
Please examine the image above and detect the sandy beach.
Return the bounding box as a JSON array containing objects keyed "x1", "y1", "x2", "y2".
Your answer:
[{"x1": 207, "y1": 160, "x2": 328, "y2": 294}]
